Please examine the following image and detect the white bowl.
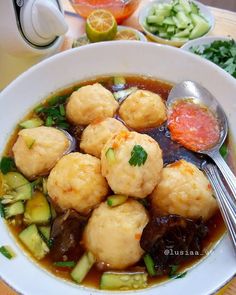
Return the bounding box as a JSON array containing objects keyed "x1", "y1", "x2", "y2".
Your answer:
[
  {"x1": 139, "y1": 0, "x2": 215, "y2": 47},
  {"x1": 0, "y1": 41, "x2": 236, "y2": 295},
  {"x1": 181, "y1": 36, "x2": 233, "y2": 51}
]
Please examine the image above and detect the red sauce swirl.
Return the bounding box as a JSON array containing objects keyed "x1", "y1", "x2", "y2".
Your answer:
[{"x1": 168, "y1": 100, "x2": 220, "y2": 152}]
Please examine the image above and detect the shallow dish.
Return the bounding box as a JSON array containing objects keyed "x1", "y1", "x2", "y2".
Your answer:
[
  {"x1": 0, "y1": 41, "x2": 236, "y2": 295},
  {"x1": 181, "y1": 36, "x2": 232, "y2": 51},
  {"x1": 139, "y1": 0, "x2": 214, "y2": 47}
]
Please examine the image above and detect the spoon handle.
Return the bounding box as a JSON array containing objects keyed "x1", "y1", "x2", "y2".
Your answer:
[
  {"x1": 209, "y1": 150, "x2": 236, "y2": 199},
  {"x1": 204, "y1": 164, "x2": 236, "y2": 251}
]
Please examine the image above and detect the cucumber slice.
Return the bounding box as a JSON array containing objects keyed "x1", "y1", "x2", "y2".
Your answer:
[
  {"x1": 163, "y1": 16, "x2": 175, "y2": 25},
  {"x1": 179, "y1": 0, "x2": 191, "y2": 14},
  {"x1": 71, "y1": 252, "x2": 96, "y2": 283},
  {"x1": 113, "y1": 76, "x2": 126, "y2": 87},
  {"x1": 19, "y1": 118, "x2": 43, "y2": 129},
  {"x1": 167, "y1": 26, "x2": 176, "y2": 33},
  {"x1": 173, "y1": 4, "x2": 184, "y2": 13},
  {"x1": 190, "y1": 2, "x2": 199, "y2": 14},
  {"x1": 190, "y1": 14, "x2": 210, "y2": 39},
  {"x1": 100, "y1": 272, "x2": 148, "y2": 290},
  {"x1": 105, "y1": 148, "x2": 116, "y2": 165},
  {"x1": 113, "y1": 87, "x2": 137, "y2": 102},
  {"x1": 107, "y1": 195, "x2": 128, "y2": 207},
  {"x1": 174, "y1": 27, "x2": 190, "y2": 38},
  {"x1": 4, "y1": 201, "x2": 24, "y2": 219},
  {"x1": 38, "y1": 225, "x2": 51, "y2": 241},
  {"x1": 176, "y1": 11, "x2": 191, "y2": 27},
  {"x1": 19, "y1": 224, "x2": 49, "y2": 260},
  {"x1": 147, "y1": 15, "x2": 164, "y2": 26},
  {"x1": 1, "y1": 172, "x2": 32, "y2": 204},
  {"x1": 24, "y1": 191, "x2": 51, "y2": 225}
]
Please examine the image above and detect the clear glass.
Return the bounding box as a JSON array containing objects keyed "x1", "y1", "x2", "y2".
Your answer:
[{"x1": 69, "y1": 0, "x2": 140, "y2": 23}]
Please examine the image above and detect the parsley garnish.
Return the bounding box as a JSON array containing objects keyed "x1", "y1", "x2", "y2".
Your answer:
[
  {"x1": 129, "y1": 145, "x2": 148, "y2": 167},
  {"x1": 168, "y1": 264, "x2": 187, "y2": 279},
  {"x1": 0, "y1": 157, "x2": 15, "y2": 174},
  {"x1": 191, "y1": 39, "x2": 236, "y2": 78}
]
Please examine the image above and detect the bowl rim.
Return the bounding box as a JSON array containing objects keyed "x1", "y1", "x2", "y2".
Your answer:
[
  {"x1": 138, "y1": 0, "x2": 215, "y2": 46},
  {"x1": 0, "y1": 41, "x2": 236, "y2": 295}
]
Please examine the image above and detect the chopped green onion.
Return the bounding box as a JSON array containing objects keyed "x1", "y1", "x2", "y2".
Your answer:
[
  {"x1": 105, "y1": 148, "x2": 116, "y2": 165},
  {"x1": 175, "y1": 271, "x2": 187, "y2": 279},
  {"x1": 54, "y1": 261, "x2": 76, "y2": 268},
  {"x1": 59, "y1": 105, "x2": 65, "y2": 116},
  {"x1": 220, "y1": 144, "x2": 228, "y2": 159},
  {"x1": 45, "y1": 116, "x2": 54, "y2": 127},
  {"x1": 168, "y1": 264, "x2": 179, "y2": 278},
  {"x1": 143, "y1": 254, "x2": 157, "y2": 276},
  {"x1": 129, "y1": 145, "x2": 148, "y2": 167},
  {"x1": 0, "y1": 202, "x2": 5, "y2": 218},
  {"x1": 34, "y1": 105, "x2": 44, "y2": 113},
  {"x1": 107, "y1": 195, "x2": 128, "y2": 207},
  {"x1": 48, "y1": 94, "x2": 69, "y2": 106},
  {"x1": 0, "y1": 245, "x2": 16, "y2": 259},
  {"x1": 0, "y1": 157, "x2": 15, "y2": 174}
]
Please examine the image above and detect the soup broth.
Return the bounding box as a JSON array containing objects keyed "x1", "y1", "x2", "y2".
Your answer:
[{"x1": 1, "y1": 75, "x2": 229, "y2": 290}]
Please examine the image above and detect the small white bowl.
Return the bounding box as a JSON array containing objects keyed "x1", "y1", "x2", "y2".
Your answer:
[
  {"x1": 181, "y1": 36, "x2": 233, "y2": 51},
  {"x1": 139, "y1": 0, "x2": 215, "y2": 47}
]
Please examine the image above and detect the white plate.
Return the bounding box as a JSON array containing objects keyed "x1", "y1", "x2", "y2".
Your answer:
[
  {"x1": 0, "y1": 41, "x2": 236, "y2": 295},
  {"x1": 139, "y1": 0, "x2": 214, "y2": 47},
  {"x1": 181, "y1": 35, "x2": 234, "y2": 51}
]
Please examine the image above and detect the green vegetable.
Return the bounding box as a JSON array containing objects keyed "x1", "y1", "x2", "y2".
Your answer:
[
  {"x1": 105, "y1": 148, "x2": 116, "y2": 165},
  {"x1": 19, "y1": 118, "x2": 44, "y2": 129},
  {"x1": 71, "y1": 251, "x2": 96, "y2": 283},
  {"x1": 100, "y1": 272, "x2": 148, "y2": 290},
  {"x1": 4, "y1": 201, "x2": 24, "y2": 219},
  {"x1": 144, "y1": 0, "x2": 210, "y2": 42},
  {"x1": 169, "y1": 264, "x2": 179, "y2": 278},
  {"x1": 113, "y1": 87, "x2": 137, "y2": 102},
  {"x1": 143, "y1": 254, "x2": 157, "y2": 276},
  {"x1": 0, "y1": 245, "x2": 16, "y2": 259},
  {"x1": 129, "y1": 145, "x2": 148, "y2": 167},
  {"x1": 175, "y1": 271, "x2": 187, "y2": 279},
  {"x1": 38, "y1": 225, "x2": 51, "y2": 241},
  {"x1": 48, "y1": 94, "x2": 69, "y2": 106},
  {"x1": 24, "y1": 191, "x2": 51, "y2": 225},
  {"x1": 190, "y1": 39, "x2": 236, "y2": 78},
  {"x1": 220, "y1": 143, "x2": 228, "y2": 159},
  {"x1": 0, "y1": 202, "x2": 5, "y2": 218},
  {"x1": 107, "y1": 195, "x2": 128, "y2": 207},
  {"x1": 0, "y1": 157, "x2": 15, "y2": 174},
  {"x1": 1, "y1": 172, "x2": 32, "y2": 204},
  {"x1": 113, "y1": 76, "x2": 126, "y2": 86},
  {"x1": 22, "y1": 134, "x2": 35, "y2": 149},
  {"x1": 36, "y1": 103, "x2": 69, "y2": 130},
  {"x1": 19, "y1": 224, "x2": 49, "y2": 260},
  {"x1": 54, "y1": 261, "x2": 76, "y2": 268}
]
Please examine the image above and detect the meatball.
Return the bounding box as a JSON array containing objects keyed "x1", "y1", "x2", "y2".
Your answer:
[
  {"x1": 83, "y1": 200, "x2": 149, "y2": 269},
  {"x1": 47, "y1": 152, "x2": 108, "y2": 215},
  {"x1": 66, "y1": 83, "x2": 118, "y2": 125},
  {"x1": 12, "y1": 126, "x2": 70, "y2": 179},
  {"x1": 151, "y1": 160, "x2": 218, "y2": 221},
  {"x1": 119, "y1": 90, "x2": 167, "y2": 129},
  {"x1": 101, "y1": 131, "x2": 163, "y2": 198},
  {"x1": 80, "y1": 118, "x2": 128, "y2": 158}
]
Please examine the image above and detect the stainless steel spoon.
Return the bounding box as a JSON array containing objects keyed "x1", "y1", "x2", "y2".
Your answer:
[{"x1": 167, "y1": 80, "x2": 236, "y2": 250}]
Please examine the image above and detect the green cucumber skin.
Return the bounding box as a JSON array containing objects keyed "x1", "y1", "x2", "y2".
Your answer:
[
  {"x1": 4, "y1": 201, "x2": 24, "y2": 219},
  {"x1": 71, "y1": 252, "x2": 96, "y2": 284},
  {"x1": 19, "y1": 224, "x2": 49, "y2": 260},
  {"x1": 100, "y1": 272, "x2": 148, "y2": 290},
  {"x1": 145, "y1": 0, "x2": 210, "y2": 41}
]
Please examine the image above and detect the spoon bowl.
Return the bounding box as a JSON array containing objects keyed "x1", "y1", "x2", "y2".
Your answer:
[
  {"x1": 167, "y1": 80, "x2": 228, "y2": 154},
  {"x1": 167, "y1": 80, "x2": 236, "y2": 252}
]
